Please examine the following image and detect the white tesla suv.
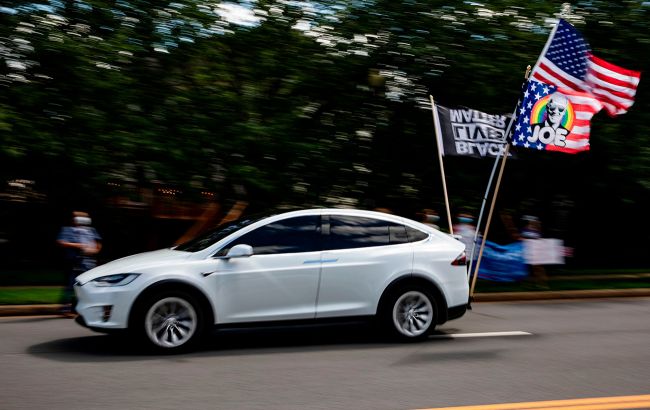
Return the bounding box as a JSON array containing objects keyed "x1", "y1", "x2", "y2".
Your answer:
[{"x1": 74, "y1": 209, "x2": 469, "y2": 351}]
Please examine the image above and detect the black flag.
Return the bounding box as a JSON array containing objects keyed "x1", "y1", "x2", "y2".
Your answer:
[{"x1": 433, "y1": 105, "x2": 513, "y2": 159}]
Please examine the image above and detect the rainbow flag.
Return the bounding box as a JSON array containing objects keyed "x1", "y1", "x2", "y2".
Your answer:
[{"x1": 511, "y1": 80, "x2": 602, "y2": 154}]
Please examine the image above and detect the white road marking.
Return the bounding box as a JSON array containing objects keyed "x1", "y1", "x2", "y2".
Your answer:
[{"x1": 430, "y1": 331, "x2": 532, "y2": 339}]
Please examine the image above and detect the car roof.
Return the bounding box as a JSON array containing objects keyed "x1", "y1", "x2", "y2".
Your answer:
[
  {"x1": 268, "y1": 208, "x2": 444, "y2": 235},
  {"x1": 189, "y1": 207, "x2": 455, "y2": 258}
]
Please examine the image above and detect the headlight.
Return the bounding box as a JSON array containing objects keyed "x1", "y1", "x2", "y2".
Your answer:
[{"x1": 91, "y1": 273, "x2": 140, "y2": 287}]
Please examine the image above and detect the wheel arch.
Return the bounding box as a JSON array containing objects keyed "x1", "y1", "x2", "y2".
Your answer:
[
  {"x1": 128, "y1": 279, "x2": 215, "y2": 329},
  {"x1": 377, "y1": 275, "x2": 449, "y2": 325}
]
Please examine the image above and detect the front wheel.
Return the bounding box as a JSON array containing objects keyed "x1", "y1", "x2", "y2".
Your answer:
[
  {"x1": 383, "y1": 288, "x2": 437, "y2": 341},
  {"x1": 135, "y1": 291, "x2": 204, "y2": 352}
]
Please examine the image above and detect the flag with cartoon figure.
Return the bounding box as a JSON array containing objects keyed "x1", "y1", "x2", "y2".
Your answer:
[{"x1": 511, "y1": 80, "x2": 603, "y2": 154}]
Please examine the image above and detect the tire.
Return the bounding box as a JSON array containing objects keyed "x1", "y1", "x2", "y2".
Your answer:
[
  {"x1": 133, "y1": 290, "x2": 205, "y2": 353},
  {"x1": 381, "y1": 287, "x2": 437, "y2": 341}
]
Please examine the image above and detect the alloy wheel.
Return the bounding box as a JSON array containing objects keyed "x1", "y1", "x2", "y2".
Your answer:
[
  {"x1": 392, "y1": 291, "x2": 434, "y2": 337},
  {"x1": 145, "y1": 297, "x2": 197, "y2": 348}
]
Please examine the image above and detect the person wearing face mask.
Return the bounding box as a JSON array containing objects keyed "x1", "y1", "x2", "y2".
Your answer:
[
  {"x1": 520, "y1": 215, "x2": 542, "y2": 239},
  {"x1": 57, "y1": 211, "x2": 102, "y2": 316},
  {"x1": 417, "y1": 208, "x2": 440, "y2": 230},
  {"x1": 453, "y1": 212, "x2": 477, "y2": 262}
]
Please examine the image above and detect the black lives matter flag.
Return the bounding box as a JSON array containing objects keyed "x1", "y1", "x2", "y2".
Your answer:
[{"x1": 433, "y1": 105, "x2": 512, "y2": 158}]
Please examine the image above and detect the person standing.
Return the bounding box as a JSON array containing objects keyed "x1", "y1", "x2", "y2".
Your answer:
[
  {"x1": 453, "y1": 212, "x2": 477, "y2": 261},
  {"x1": 520, "y1": 215, "x2": 542, "y2": 239},
  {"x1": 520, "y1": 214, "x2": 548, "y2": 288},
  {"x1": 56, "y1": 211, "x2": 102, "y2": 316}
]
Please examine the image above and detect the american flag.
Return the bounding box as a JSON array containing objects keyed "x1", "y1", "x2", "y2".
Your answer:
[
  {"x1": 512, "y1": 80, "x2": 602, "y2": 154},
  {"x1": 530, "y1": 19, "x2": 641, "y2": 116}
]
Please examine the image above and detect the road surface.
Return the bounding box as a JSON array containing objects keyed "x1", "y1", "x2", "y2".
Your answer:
[{"x1": 2, "y1": 298, "x2": 650, "y2": 409}]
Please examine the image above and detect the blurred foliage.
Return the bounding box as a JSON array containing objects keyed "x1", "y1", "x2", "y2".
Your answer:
[{"x1": 0, "y1": 1, "x2": 648, "y2": 264}]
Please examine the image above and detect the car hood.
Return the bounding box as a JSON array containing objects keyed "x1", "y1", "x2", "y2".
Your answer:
[{"x1": 75, "y1": 248, "x2": 192, "y2": 285}]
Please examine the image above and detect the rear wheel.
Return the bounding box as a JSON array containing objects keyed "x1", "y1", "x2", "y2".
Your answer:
[
  {"x1": 135, "y1": 291, "x2": 204, "y2": 352},
  {"x1": 383, "y1": 288, "x2": 437, "y2": 341}
]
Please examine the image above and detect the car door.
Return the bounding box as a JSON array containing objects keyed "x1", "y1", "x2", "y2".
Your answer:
[
  {"x1": 316, "y1": 215, "x2": 413, "y2": 318},
  {"x1": 209, "y1": 215, "x2": 323, "y2": 324}
]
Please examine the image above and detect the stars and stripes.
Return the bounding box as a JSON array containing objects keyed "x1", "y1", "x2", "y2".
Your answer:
[
  {"x1": 530, "y1": 19, "x2": 641, "y2": 117},
  {"x1": 512, "y1": 80, "x2": 603, "y2": 154}
]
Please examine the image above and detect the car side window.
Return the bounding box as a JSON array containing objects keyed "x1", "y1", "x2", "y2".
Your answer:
[
  {"x1": 326, "y1": 216, "x2": 410, "y2": 250},
  {"x1": 216, "y1": 215, "x2": 322, "y2": 256},
  {"x1": 389, "y1": 224, "x2": 409, "y2": 244},
  {"x1": 405, "y1": 226, "x2": 429, "y2": 242}
]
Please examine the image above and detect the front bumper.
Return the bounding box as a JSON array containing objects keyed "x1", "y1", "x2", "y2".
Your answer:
[
  {"x1": 75, "y1": 314, "x2": 125, "y2": 334},
  {"x1": 74, "y1": 281, "x2": 137, "y2": 329}
]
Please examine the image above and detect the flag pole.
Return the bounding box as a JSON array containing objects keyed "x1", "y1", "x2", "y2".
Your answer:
[
  {"x1": 469, "y1": 143, "x2": 510, "y2": 297},
  {"x1": 430, "y1": 95, "x2": 454, "y2": 235},
  {"x1": 466, "y1": 151, "x2": 500, "y2": 278},
  {"x1": 469, "y1": 65, "x2": 532, "y2": 299},
  {"x1": 467, "y1": 101, "x2": 520, "y2": 281}
]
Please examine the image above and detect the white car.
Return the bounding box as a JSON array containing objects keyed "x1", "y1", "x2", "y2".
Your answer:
[{"x1": 74, "y1": 209, "x2": 469, "y2": 351}]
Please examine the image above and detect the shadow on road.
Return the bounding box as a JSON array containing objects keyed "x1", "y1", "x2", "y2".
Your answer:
[{"x1": 27, "y1": 322, "x2": 457, "y2": 362}]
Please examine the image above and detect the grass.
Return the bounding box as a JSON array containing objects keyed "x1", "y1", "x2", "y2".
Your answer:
[
  {"x1": 0, "y1": 287, "x2": 64, "y2": 305},
  {"x1": 474, "y1": 266, "x2": 650, "y2": 292},
  {"x1": 545, "y1": 267, "x2": 650, "y2": 276}
]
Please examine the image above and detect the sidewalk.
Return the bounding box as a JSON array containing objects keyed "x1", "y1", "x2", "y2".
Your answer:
[{"x1": 2, "y1": 288, "x2": 650, "y2": 317}]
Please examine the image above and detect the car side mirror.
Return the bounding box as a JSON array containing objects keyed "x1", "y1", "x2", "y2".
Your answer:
[{"x1": 215, "y1": 244, "x2": 253, "y2": 260}]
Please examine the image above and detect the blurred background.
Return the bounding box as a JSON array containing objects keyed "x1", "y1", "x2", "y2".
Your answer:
[{"x1": 0, "y1": 0, "x2": 648, "y2": 287}]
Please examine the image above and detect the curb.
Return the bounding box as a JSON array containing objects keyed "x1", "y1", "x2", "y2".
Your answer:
[
  {"x1": 0, "y1": 304, "x2": 65, "y2": 317},
  {"x1": 472, "y1": 288, "x2": 650, "y2": 302},
  {"x1": 2, "y1": 289, "x2": 650, "y2": 317}
]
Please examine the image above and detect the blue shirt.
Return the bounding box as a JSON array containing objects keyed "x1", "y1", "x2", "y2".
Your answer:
[{"x1": 58, "y1": 226, "x2": 101, "y2": 262}]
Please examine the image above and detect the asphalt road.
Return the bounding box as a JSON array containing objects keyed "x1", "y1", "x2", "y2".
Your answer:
[{"x1": 2, "y1": 298, "x2": 650, "y2": 410}]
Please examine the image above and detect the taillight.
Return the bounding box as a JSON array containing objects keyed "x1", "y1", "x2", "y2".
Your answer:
[{"x1": 451, "y1": 251, "x2": 467, "y2": 266}]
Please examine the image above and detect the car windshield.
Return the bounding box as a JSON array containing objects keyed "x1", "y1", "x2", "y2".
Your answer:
[{"x1": 174, "y1": 213, "x2": 270, "y2": 252}]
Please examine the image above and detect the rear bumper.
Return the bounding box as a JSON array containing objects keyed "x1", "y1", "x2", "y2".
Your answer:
[{"x1": 447, "y1": 303, "x2": 468, "y2": 321}]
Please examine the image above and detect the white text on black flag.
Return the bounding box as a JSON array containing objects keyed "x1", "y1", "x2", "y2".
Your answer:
[{"x1": 434, "y1": 105, "x2": 512, "y2": 158}]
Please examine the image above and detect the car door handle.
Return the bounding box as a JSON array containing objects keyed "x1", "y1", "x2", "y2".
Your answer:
[{"x1": 303, "y1": 259, "x2": 338, "y2": 264}]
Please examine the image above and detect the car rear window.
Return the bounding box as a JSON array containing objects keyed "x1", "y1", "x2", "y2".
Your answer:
[
  {"x1": 325, "y1": 216, "x2": 420, "y2": 250},
  {"x1": 405, "y1": 226, "x2": 429, "y2": 242}
]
